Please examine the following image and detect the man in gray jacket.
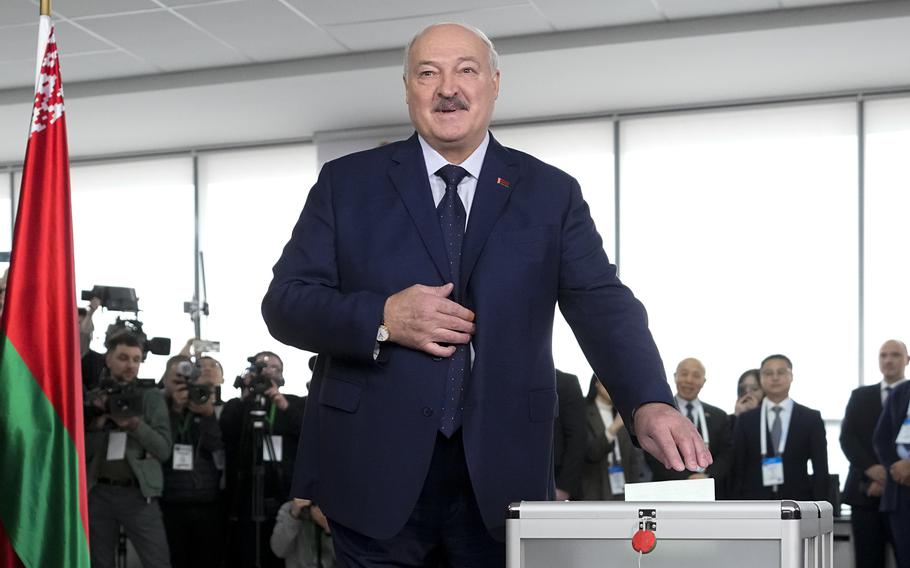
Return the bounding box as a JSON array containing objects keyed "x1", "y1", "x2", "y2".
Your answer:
[{"x1": 85, "y1": 332, "x2": 173, "y2": 568}]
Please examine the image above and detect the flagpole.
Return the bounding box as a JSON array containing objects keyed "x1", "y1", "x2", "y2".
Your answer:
[{"x1": 40, "y1": 0, "x2": 50, "y2": 16}]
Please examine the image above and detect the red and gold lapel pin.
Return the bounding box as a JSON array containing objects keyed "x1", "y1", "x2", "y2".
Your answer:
[{"x1": 496, "y1": 177, "x2": 510, "y2": 188}]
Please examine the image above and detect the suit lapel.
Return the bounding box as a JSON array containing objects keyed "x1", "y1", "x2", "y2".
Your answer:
[
  {"x1": 388, "y1": 135, "x2": 450, "y2": 282},
  {"x1": 461, "y1": 135, "x2": 519, "y2": 298}
]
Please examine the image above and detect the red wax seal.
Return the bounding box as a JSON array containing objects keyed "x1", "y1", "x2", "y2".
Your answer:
[{"x1": 631, "y1": 529, "x2": 657, "y2": 553}]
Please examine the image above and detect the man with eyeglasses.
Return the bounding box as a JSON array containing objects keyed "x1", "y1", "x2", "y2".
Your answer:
[{"x1": 731, "y1": 354, "x2": 829, "y2": 501}]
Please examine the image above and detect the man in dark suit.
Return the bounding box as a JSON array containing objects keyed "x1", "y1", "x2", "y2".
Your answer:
[
  {"x1": 554, "y1": 370, "x2": 586, "y2": 500},
  {"x1": 732, "y1": 354, "x2": 829, "y2": 501},
  {"x1": 262, "y1": 22, "x2": 710, "y2": 566},
  {"x1": 646, "y1": 358, "x2": 732, "y2": 497},
  {"x1": 874, "y1": 380, "x2": 910, "y2": 567},
  {"x1": 840, "y1": 339, "x2": 905, "y2": 568}
]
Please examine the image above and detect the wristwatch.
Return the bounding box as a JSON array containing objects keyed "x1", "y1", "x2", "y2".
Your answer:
[{"x1": 376, "y1": 323, "x2": 390, "y2": 343}]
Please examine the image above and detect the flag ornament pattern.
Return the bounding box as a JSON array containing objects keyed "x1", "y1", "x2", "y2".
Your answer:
[
  {"x1": 31, "y1": 34, "x2": 65, "y2": 136},
  {"x1": 0, "y1": 20, "x2": 91, "y2": 568}
]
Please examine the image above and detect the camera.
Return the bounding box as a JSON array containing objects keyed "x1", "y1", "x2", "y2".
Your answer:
[
  {"x1": 106, "y1": 318, "x2": 171, "y2": 361},
  {"x1": 82, "y1": 285, "x2": 139, "y2": 312},
  {"x1": 85, "y1": 375, "x2": 155, "y2": 421},
  {"x1": 234, "y1": 355, "x2": 282, "y2": 397},
  {"x1": 175, "y1": 359, "x2": 214, "y2": 405}
]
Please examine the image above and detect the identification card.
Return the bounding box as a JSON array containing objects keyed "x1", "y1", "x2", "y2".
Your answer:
[
  {"x1": 264, "y1": 435, "x2": 283, "y2": 462},
  {"x1": 172, "y1": 444, "x2": 194, "y2": 471},
  {"x1": 762, "y1": 456, "x2": 785, "y2": 486},
  {"x1": 896, "y1": 418, "x2": 910, "y2": 444},
  {"x1": 106, "y1": 431, "x2": 127, "y2": 461},
  {"x1": 608, "y1": 465, "x2": 626, "y2": 495}
]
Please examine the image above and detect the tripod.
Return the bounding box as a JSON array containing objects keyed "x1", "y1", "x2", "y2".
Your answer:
[{"x1": 242, "y1": 391, "x2": 281, "y2": 568}]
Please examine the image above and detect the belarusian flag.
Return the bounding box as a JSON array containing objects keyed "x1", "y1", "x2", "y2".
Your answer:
[{"x1": 0, "y1": 15, "x2": 90, "y2": 568}]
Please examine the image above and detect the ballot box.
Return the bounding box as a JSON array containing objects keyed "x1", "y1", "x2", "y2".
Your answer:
[{"x1": 506, "y1": 500, "x2": 833, "y2": 568}]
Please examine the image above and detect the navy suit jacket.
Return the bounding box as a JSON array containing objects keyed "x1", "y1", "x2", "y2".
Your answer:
[
  {"x1": 731, "y1": 401, "x2": 829, "y2": 501},
  {"x1": 873, "y1": 380, "x2": 910, "y2": 513},
  {"x1": 840, "y1": 383, "x2": 885, "y2": 508},
  {"x1": 261, "y1": 133, "x2": 673, "y2": 539}
]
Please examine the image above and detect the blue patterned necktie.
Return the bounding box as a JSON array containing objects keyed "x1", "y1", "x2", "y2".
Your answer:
[{"x1": 435, "y1": 164, "x2": 469, "y2": 437}]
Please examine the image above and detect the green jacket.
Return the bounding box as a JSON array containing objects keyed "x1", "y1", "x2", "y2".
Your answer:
[{"x1": 86, "y1": 387, "x2": 172, "y2": 498}]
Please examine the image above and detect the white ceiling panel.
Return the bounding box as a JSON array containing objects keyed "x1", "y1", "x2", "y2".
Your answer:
[
  {"x1": 52, "y1": 0, "x2": 161, "y2": 19},
  {"x1": 780, "y1": 0, "x2": 874, "y2": 6},
  {"x1": 0, "y1": 24, "x2": 41, "y2": 63},
  {"x1": 654, "y1": 0, "x2": 780, "y2": 19},
  {"x1": 177, "y1": 0, "x2": 345, "y2": 61},
  {"x1": 155, "y1": 0, "x2": 245, "y2": 6},
  {"x1": 55, "y1": 21, "x2": 123, "y2": 53},
  {"x1": 327, "y1": 4, "x2": 554, "y2": 52},
  {"x1": 75, "y1": 11, "x2": 249, "y2": 71},
  {"x1": 60, "y1": 50, "x2": 159, "y2": 84},
  {"x1": 532, "y1": 0, "x2": 664, "y2": 29},
  {"x1": 288, "y1": 0, "x2": 512, "y2": 26},
  {"x1": 3, "y1": 0, "x2": 44, "y2": 27},
  {"x1": 0, "y1": 59, "x2": 36, "y2": 91}
]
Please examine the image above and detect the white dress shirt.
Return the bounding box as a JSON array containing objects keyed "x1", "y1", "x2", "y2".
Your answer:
[
  {"x1": 882, "y1": 377, "x2": 907, "y2": 405},
  {"x1": 418, "y1": 132, "x2": 490, "y2": 227},
  {"x1": 762, "y1": 397, "x2": 794, "y2": 454}
]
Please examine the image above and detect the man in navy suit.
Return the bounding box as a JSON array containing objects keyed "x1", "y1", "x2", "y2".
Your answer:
[
  {"x1": 840, "y1": 339, "x2": 905, "y2": 568},
  {"x1": 731, "y1": 354, "x2": 829, "y2": 501},
  {"x1": 874, "y1": 379, "x2": 910, "y2": 567},
  {"x1": 262, "y1": 22, "x2": 710, "y2": 566}
]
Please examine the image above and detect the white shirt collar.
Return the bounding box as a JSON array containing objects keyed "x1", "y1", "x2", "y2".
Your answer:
[
  {"x1": 763, "y1": 397, "x2": 793, "y2": 414},
  {"x1": 418, "y1": 132, "x2": 489, "y2": 181},
  {"x1": 676, "y1": 395, "x2": 701, "y2": 410},
  {"x1": 882, "y1": 378, "x2": 907, "y2": 394}
]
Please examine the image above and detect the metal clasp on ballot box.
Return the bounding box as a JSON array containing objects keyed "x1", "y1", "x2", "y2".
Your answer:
[{"x1": 506, "y1": 500, "x2": 834, "y2": 568}]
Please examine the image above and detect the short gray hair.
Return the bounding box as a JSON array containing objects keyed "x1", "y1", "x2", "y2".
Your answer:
[{"x1": 403, "y1": 23, "x2": 499, "y2": 78}]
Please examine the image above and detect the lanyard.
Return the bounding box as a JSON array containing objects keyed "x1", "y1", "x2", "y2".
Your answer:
[
  {"x1": 689, "y1": 403, "x2": 711, "y2": 449},
  {"x1": 759, "y1": 401, "x2": 787, "y2": 457},
  {"x1": 609, "y1": 432, "x2": 622, "y2": 465},
  {"x1": 176, "y1": 411, "x2": 193, "y2": 442},
  {"x1": 266, "y1": 403, "x2": 277, "y2": 430}
]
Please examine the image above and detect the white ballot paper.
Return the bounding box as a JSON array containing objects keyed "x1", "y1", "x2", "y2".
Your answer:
[{"x1": 623, "y1": 477, "x2": 715, "y2": 502}]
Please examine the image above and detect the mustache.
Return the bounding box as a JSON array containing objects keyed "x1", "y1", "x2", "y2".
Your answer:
[{"x1": 434, "y1": 97, "x2": 469, "y2": 112}]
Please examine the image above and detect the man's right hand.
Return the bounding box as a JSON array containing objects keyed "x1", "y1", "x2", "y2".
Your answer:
[{"x1": 383, "y1": 283, "x2": 476, "y2": 358}]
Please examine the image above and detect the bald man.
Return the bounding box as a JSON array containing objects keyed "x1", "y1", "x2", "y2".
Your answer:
[
  {"x1": 645, "y1": 358, "x2": 733, "y2": 496},
  {"x1": 841, "y1": 339, "x2": 906, "y2": 568}
]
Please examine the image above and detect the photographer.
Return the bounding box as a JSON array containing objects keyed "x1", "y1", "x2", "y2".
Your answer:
[
  {"x1": 84, "y1": 332, "x2": 172, "y2": 568},
  {"x1": 221, "y1": 351, "x2": 305, "y2": 568},
  {"x1": 160, "y1": 355, "x2": 225, "y2": 568}
]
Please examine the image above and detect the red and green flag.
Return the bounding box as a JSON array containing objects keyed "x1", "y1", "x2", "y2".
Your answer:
[{"x1": 0, "y1": 15, "x2": 90, "y2": 568}]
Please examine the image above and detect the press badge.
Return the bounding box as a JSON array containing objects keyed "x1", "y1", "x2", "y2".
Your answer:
[
  {"x1": 897, "y1": 418, "x2": 910, "y2": 444},
  {"x1": 264, "y1": 436, "x2": 283, "y2": 462},
  {"x1": 106, "y1": 431, "x2": 127, "y2": 461},
  {"x1": 172, "y1": 444, "x2": 194, "y2": 471},
  {"x1": 609, "y1": 465, "x2": 626, "y2": 495},
  {"x1": 762, "y1": 456, "x2": 784, "y2": 486}
]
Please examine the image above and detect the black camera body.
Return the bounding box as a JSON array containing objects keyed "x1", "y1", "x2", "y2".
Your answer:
[
  {"x1": 234, "y1": 356, "x2": 278, "y2": 397},
  {"x1": 175, "y1": 359, "x2": 214, "y2": 405},
  {"x1": 106, "y1": 317, "x2": 171, "y2": 361},
  {"x1": 85, "y1": 376, "x2": 155, "y2": 421}
]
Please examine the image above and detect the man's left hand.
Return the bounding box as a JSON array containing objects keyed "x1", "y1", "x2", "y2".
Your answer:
[
  {"x1": 890, "y1": 459, "x2": 910, "y2": 485},
  {"x1": 634, "y1": 402, "x2": 712, "y2": 472}
]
